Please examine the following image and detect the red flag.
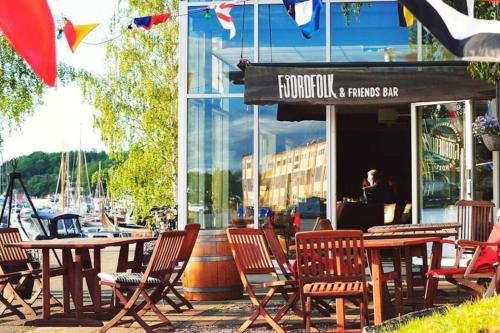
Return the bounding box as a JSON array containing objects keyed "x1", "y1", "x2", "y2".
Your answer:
[{"x1": 0, "y1": 0, "x2": 56, "y2": 86}]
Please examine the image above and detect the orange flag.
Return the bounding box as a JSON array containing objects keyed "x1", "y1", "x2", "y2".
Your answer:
[{"x1": 0, "y1": 0, "x2": 56, "y2": 86}]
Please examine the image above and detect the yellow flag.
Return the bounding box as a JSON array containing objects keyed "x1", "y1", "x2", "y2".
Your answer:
[
  {"x1": 403, "y1": 7, "x2": 414, "y2": 27},
  {"x1": 70, "y1": 23, "x2": 99, "y2": 52}
]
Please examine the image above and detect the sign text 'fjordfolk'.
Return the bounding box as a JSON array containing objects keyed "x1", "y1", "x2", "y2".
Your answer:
[{"x1": 277, "y1": 74, "x2": 399, "y2": 100}]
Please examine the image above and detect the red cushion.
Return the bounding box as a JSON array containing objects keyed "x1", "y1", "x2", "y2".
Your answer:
[{"x1": 473, "y1": 224, "x2": 500, "y2": 270}]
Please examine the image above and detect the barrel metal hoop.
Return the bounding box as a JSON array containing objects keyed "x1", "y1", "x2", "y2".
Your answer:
[
  {"x1": 189, "y1": 256, "x2": 233, "y2": 262},
  {"x1": 183, "y1": 286, "x2": 241, "y2": 293},
  {"x1": 196, "y1": 237, "x2": 227, "y2": 243}
]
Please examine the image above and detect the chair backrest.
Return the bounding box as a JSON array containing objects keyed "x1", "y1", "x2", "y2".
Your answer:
[
  {"x1": 144, "y1": 230, "x2": 185, "y2": 283},
  {"x1": 473, "y1": 223, "x2": 500, "y2": 270},
  {"x1": 178, "y1": 224, "x2": 200, "y2": 262},
  {"x1": 226, "y1": 228, "x2": 277, "y2": 287},
  {"x1": 262, "y1": 223, "x2": 293, "y2": 279},
  {"x1": 456, "y1": 200, "x2": 494, "y2": 241},
  {"x1": 295, "y1": 230, "x2": 366, "y2": 285},
  {"x1": 0, "y1": 228, "x2": 29, "y2": 270}
]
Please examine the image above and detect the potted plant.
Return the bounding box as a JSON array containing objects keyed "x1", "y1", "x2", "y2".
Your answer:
[{"x1": 472, "y1": 115, "x2": 500, "y2": 151}]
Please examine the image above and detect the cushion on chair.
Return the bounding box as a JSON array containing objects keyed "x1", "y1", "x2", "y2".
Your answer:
[
  {"x1": 473, "y1": 224, "x2": 500, "y2": 270},
  {"x1": 97, "y1": 272, "x2": 162, "y2": 285}
]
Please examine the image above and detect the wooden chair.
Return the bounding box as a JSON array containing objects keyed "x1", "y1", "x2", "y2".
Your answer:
[
  {"x1": 0, "y1": 228, "x2": 62, "y2": 316},
  {"x1": 456, "y1": 200, "x2": 494, "y2": 242},
  {"x1": 425, "y1": 223, "x2": 500, "y2": 307},
  {"x1": 161, "y1": 223, "x2": 200, "y2": 312},
  {"x1": 98, "y1": 230, "x2": 185, "y2": 333},
  {"x1": 227, "y1": 228, "x2": 300, "y2": 333},
  {"x1": 295, "y1": 230, "x2": 369, "y2": 333},
  {"x1": 262, "y1": 223, "x2": 333, "y2": 316}
]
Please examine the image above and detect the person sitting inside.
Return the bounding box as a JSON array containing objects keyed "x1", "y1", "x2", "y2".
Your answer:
[{"x1": 362, "y1": 169, "x2": 395, "y2": 204}]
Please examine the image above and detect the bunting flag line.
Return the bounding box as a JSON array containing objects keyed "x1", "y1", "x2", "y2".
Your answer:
[
  {"x1": 398, "y1": 0, "x2": 500, "y2": 62},
  {"x1": 133, "y1": 13, "x2": 171, "y2": 30},
  {"x1": 398, "y1": 4, "x2": 414, "y2": 27},
  {"x1": 63, "y1": 19, "x2": 99, "y2": 52},
  {"x1": 211, "y1": 2, "x2": 236, "y2": 39},
  {"x1": 0, "y1": 0, "x2": 56, "y2": 86},
  {"x1": 283, "y1": 0, "x2": 322, "y2": 39}
]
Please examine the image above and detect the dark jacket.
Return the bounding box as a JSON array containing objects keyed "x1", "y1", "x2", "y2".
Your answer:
[{"x1": 362, "y1": 182, "x2": 395, "y2": 204}]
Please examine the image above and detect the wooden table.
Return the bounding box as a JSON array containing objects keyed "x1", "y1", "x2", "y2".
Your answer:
[
  {"x1": 363, "y1": 237, "x2": 442, "y2": 325},
  {"x1": 291, "y1": 236, "x2": 442, "y2": 325},
  {"x1": 7, "y1": 237, "x2": 156, "y2": 319},
  {"x1": 367, "y1": 223, "x2": 461, "y2": 233}
]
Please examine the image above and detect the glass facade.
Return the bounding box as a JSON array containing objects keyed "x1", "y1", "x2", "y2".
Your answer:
[
  {"x1": 330, "y1": 2, "x2": 416, "y2": 62},
  {"x1": 182, "y1": 0, "x2": 495, "y2": 229}
]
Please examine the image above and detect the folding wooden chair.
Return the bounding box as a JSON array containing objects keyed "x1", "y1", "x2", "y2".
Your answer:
[
  {"x1": 227, "y1": 228, "x2": 300, "y2": 333},
  {"x1": 262, "y1": 222, "x2": 334, "y2": 316},
  {"x1": 0, "y1": 228, "x2": 63, "y2": 316},
  {"x1": 425, "y1": 223, "x2": 500, "y2": 307},
  {"x1": 98, "y1": 230, "x2": 185, "y2": 333},
  {"x1": 161, "y1": 223, "x2": 200, "y2": 312},
  {"x1": 295, "y1": 230, "x2": 369, "y2": 333}
]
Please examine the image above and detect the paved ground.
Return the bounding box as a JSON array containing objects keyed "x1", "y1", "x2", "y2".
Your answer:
[{"x1": 0, "y1": 281, "x2": 471, "y2": 333}]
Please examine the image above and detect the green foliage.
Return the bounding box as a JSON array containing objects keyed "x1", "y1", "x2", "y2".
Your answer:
[
  {"x1": 387, "y1": 296, "x2": 500, "y2": 333},
  {"x1": 75, "y1": 0, "x2": 178, "y2": 218},
  {"x1": 468, "y1": 4, "x2": 500, "y2": 83},
  {"x1": 1, "y1": 151, "x2": 112, "y2": 197},
  {"x1": 0, "y1": 37, "x2": 46, "y2": 144}
]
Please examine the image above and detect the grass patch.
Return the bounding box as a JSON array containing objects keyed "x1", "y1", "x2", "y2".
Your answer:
[{"x1": 387, "y1": 296, "x2": 500, "y2": 333}]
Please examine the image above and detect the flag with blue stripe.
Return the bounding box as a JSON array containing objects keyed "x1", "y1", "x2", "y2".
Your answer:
[{"x1": 283, "y1": 0, "x2": 322, "y2": 39}]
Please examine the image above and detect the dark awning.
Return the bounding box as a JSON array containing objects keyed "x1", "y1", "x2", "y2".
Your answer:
[{"x1": 244, "y1": 62, "x2": 495, "y2": 106}]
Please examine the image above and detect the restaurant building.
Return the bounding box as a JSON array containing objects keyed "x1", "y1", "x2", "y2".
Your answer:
[{"x1": 177, "y1": 0, "x2": 498, "y2": 230}]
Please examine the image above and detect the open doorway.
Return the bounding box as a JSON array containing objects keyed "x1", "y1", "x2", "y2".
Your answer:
[{"x1": 336, "y1": 104, "x2": 412, "y2": 205}]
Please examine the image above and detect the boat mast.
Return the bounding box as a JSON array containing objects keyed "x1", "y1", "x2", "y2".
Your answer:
[
  {"x1": 76, "y1": 145, "x2": 82, "y2": 213},
  {"x1": 59, "y1": 151, "x2": 65, "y2": 212}
]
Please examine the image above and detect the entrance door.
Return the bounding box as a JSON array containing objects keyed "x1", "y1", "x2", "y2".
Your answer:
[{"x1": 411, "y1": 101, "x2": 473, "y2": 224}]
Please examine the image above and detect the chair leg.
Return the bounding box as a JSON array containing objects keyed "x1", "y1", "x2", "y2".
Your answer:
[
  {"x1": 405, "y1": 247, "x2": 414, "y2": 299},
  {"x1": 0, "y1": 293, "x2": 25, "y2": 319},
  {"x1": 99, "y1": 288, "x2": 142, "y2": 333},
  {"x1": 424, "y1": 276, "x2": 438, "y2": 308},
  {"x1": 305, "y1": 296, "x2": 312, "y2": 333},
  {"x1": 336, "y1": 298, "x2": 345, "y2": 331}
]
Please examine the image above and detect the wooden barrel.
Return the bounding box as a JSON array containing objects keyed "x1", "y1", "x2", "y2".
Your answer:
[{"x1": 182, "y1": 229, "x2": 243, "y2": 300}]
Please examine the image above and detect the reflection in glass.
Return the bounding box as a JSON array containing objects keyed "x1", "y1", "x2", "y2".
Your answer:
[
  {"x1": 474, "y1": 100, "x2": 494, "y2": 201},
  {"x1": 258, "y1": 105, "x2": 326, "y2": 231},
  {"x1": 421, "y1": 30, "x2": 458, "y2": 61},
  {"x1": 259, "y1": 4, "x2": 326, "y2": 63},
  {"x1": 187, "y1": 98, "x2": 253, "y2": 228},
  {"x1": 418, "y1": 102, "x2": 465, "y2": 224},
  {"x1": 330, "y1": 2, "x2": 416, "y2": 62},
  {"x1": 188, "y1": 5, "x2": 253, "y2": 94}
]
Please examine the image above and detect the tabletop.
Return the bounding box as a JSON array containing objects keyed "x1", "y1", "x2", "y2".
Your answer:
[
  {"x1": 367, "y1": 223, "x2": 461, "y2": 233},
  {"x1": 289, "y1": 236, "x2": 440, "y2": 251},
  {"x1": 365, "y1": 230, "x2": 457, "y2": 239},
  {"x1": 6, "y1": 236, "x2": 157, "y2": 249}
]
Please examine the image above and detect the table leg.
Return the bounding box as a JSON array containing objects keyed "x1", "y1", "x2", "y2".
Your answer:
[
  {"x1": 392, "y1": 248, "x2": 403, "y2": 315},
  {"x1": 424, "y1": 240, "x2": 443, "y2": 308},
  {"x1": 370, "y1": 248, "x2": 384, "y2": 325},
  {"x1": 117, "y1": 244, "x2": 129, "y2": 272},
  {"x1": 62, "y1": 249, "x2": 73, "y2": 313},
  {"x1": 335, "y1": 298, "x2": 345, "y2": 330},
  {"x1": 93, "y1": 249, "x2": 101, "y2": 313},
  {"x1": 74, "y1": 249, "x2": 83, "y2": 319},
  {"x1": 42, "y1": 249, "x2": 51, "y2": 320},
  {"x1": 132, "y1": 241, "x2": 144, "y2": 273}
]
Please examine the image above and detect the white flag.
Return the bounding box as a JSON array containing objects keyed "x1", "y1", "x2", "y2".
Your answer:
[{"x1": 211, "y1": 2, "x2": 236, "y2": 39}]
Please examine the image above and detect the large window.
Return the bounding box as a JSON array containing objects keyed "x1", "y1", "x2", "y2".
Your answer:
[
  {"x1": 187, "y1": 98, "x2": 253, "y2": 228},
  {"x1": 259, "y1": 3, "x2": 326, "y2": 62},
  {"x1": 330, "y1": 2, "x2": 416, "y2": 62},
  {"x1": 258, "y1": 105, "x2": 327, "y2": 231},
  {"x1": 474, "y1": 100, "x2": 494, "y2": 201},
  {"x1": 188, "y1": 5, "x2": 254, "y2": 94}
]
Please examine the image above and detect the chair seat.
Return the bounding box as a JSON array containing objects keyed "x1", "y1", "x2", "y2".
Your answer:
[
  {"x1": 98, "y1": 272, "x2": 162, "y2": 286},
  {"x1": 303, "y1": 281, "x2": 365, "y2": 296},
  {"x1": 427, "y1": 266, "x2": 496, "y2": 278}
]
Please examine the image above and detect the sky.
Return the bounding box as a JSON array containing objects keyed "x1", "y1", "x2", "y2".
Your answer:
[{"x1": 1, "y1": 0, "x2": 120, "y2": 162}]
